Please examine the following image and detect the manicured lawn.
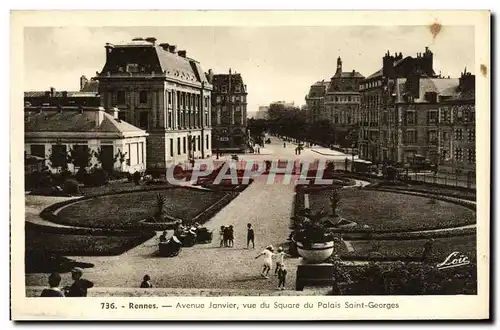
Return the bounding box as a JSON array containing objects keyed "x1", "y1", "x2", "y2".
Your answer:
[
  {"x1": 344, "y1": 235, "x2": 477, "y2": 263},
  {"x1": 25, "y1": 230, "x2": 154, "y2": 256},
  {"x1": 25, "y1": 229, "x2": 155, "y2": 273},
  {"x1": 56, "y1": 187, "x2": 227, "y2": 229},
  {"x1": 309, "y1": 189, "x2": 476, "y2": 232}
]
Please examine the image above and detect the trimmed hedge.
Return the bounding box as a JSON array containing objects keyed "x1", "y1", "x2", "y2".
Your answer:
[
  {"x1": 190, "y1": 192, "x2": 239, "y2": 226},
  {"x1": 39, "y1": 185, "x2": 220, "y2": 229},
  {"x1": 340, "y1": 227, "x2": 476, "y2": 241}
]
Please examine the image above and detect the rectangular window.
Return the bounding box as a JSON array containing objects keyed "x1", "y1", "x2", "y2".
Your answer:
[
  {"x1": 235, "y1": 85, "x2": 241, "y2": 93},
  {"x1": 50, "y1": 144, "x2": 67, "y2": 168},
  {"x1": 139, "y1": 91, "x2": 148, "y2": 104},
  {"x1": 428, "y1": 130, "x2": 438, "y2": 144},
  {"x1": 454, "y1": 129, "x2": 463, "y2": 141},
  {"x1": 406, "y1": 130, "x2": 416, "y2": 143},
  {"x1": 170, "y1": 139, "x2": 174, "y2": 157},
  {"x1": 30, "y1": 144, "x2": 45, "y2": 158},
  {"x1": 467, "y1": 149, "x2": 476, "y2": 163},
  {"x1": 117, "y1": 91, "x2": 126, "y2": 105},
  {"x1": 168, "y1": 91, "x2": 172, "y2": 105},
  {"x1": 334, "y1": 115, "x2": 339, "y2": 124},
  {"x1": 442, "y1": 131, "x2": 449, "y2": 141},
  {"x1": 467, "y1": 129, "x2": 475, "y2": 142},
  {"x1": 168, "y1": 111, "x2": 172, "y2": 129},
  {"x1": 406, "y1": 111, "x2": 416, "y2": 125},
  {"x1": 440, "y1": 107, "x2": 451, "y2": 123},
  {"x1": 139, "y1": 112, "x2": 149, "y2": 130},
  {"x1": 197, "y1": 136, "x2": 201, "y2": 151},
  {"x1": 216, "y1": 96, "x2": 221, "y2": 103},
  {"x1": 206, "y1": 134, "x2": 209, "y2": 149},
  {"x1": 428, "y1": 110, "x2": 438, "y2": 124},
  {"x1": 177, "y1": 138, "x2": 181, "y2": 155},
  {"x1": 126, "y1": 63, "x2": 139, "y2": 72},
  {"x1": 454, "y1": 148, "x2": 464, "y2": 162},
  {"x1": 127, "y1": 144, "x2": 131, "y2": 165},
  {"x1": 221, "y1": 86, "x2": 227, "y2": 93},
  {"x1": 183, "y1": 137, "x2": 187, "y2": 154}
]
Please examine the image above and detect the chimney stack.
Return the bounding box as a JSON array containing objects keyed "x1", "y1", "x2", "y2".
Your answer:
[
  {"x1": 80, "y1": 75, "x2": 89, "y2": 91},
  {"x1": 178, "y1": 50, "x2": 187, "y2": 58},
  {"x1": 159, "y1": 43, "x2": 170, "y2": 51},
  {"x1": 107, "y1": 107, "x2": 120, "y2": 120},
  {"x1": 50, "y1": 87, "x2": 56, "y2": 97},
  {"x1": 132, "y1": 37, "x2": 144, "y2": 41},
  {"x1": 208, "y1": 69, "x2": 214, "y2": 83},
  {"x1": 168, "y1": 45, "x2": 177, "y2": 53},
  {"x1": 145, "y1": 37, "x2": 157, "y2": 44},
  {"x1": 105, "y1": 43, "x2": 114, "y2": 61},
  {"x1": 96, "y1": 107, "x2": 106, "y2": 127}
]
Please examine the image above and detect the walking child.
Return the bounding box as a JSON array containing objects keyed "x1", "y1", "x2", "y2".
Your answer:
[
  {"x1": 255, "y1": 245, "x2": 274, "y2": 279},
  {"x1": 277, "y1": 264, "x2": 287, "y2": 290},
  {"x1": 247, "y1": 223, "x2": 255, "y2": 249},
  {"x1": 274, "y1": 246, "x2": 288, "y2": 275}
]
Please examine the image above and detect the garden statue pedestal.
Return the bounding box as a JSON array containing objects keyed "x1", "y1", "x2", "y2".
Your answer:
[{"x1": 295, "y1": 259, "x2": 334, "y2": 291}]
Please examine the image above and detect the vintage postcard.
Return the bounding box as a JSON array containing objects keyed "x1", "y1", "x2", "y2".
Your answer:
[{"x1": 10, "y1": 10, "x2": 490, "y2": 320}]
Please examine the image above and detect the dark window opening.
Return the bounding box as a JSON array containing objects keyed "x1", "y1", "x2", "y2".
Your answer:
[
  {"x1": 139, "y1": 91, "x2": 148, "y2": 104},
  {"x1": 139, "y1": 112, "x2": 149, "y2": 130},
  {"x1": 117, "y1": 91, "x2": 126, "y2": 104}
]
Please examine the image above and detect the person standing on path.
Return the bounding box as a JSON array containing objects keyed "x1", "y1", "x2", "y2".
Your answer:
[
  {"x1": 40, "y1": 272, "x2": 65, "y2": 297},
  {"x1": 65, "y1": 267, "x2": 94, "y2": 297},
  {"x1": 277, "y1": 264, "x2": 288, "y2": 290},
  {"x1": 140, "y1": 275, "x2": 153, "y2": 288},
  {"x1": 255, "y1": 245, "x2": 274, "y2": 279},
  {"x1": 219, "y1": 226, "x2": 225, "y2": 247},
  {"x1": 228, "y1": 225, "x2": 235, "y2": 247},
  {"x1": 246, "y1": 223, "x2": 255, "y2": 249}
]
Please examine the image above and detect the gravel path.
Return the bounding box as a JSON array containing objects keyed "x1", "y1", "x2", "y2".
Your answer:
[{"x1": 25, "y1": 175, "x2": 300, "y2": 291}]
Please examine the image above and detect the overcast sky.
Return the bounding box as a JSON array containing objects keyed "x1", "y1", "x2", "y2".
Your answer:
[{"x1": 24, "y1": 26, "x2": 474, "y2": 114}]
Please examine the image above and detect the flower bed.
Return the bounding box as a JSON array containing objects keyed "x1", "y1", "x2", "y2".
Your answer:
[
  {"x1": 51, "y1": 187, "x2": 227, "y2": 230},
  {"x1": 330, "y1": 261, "x2": 476, "y2": 295},
  {"x1": 308, "y1": 189, "x2": 476, "y2": 233},
  {"x1": 340, "y1": 235, "x2": 477, "y2": 263},
  {"x1": 340, "y1": 227, "x2": 476, "y2": 241}
]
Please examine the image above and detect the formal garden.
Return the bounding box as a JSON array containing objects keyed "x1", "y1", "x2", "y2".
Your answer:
[
  {"x1": 25, "y1": 160, "x2": 257, "y2": 274},
  {"x1": 289, "y1": 165, "x2": 477, "y2": 295}
]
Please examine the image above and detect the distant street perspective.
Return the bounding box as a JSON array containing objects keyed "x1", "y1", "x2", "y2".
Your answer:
[{"x1": 23, "y1": 27, "x2": 477, "y2": 297}]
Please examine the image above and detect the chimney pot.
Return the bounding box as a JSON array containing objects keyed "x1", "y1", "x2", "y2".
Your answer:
[
  {"x1": 168, "y1": 45, "x2": 177, "y2": 53},
  {"x1": 159, "y1": 43, "x2": 170, "y2": 51}
]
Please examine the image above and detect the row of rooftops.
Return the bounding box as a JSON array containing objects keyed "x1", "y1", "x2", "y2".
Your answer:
[
  {"x1": 306, "y1": 48, "x2": 475, "y2": 103},
  {"x1": 24, "y1": 106, "x2": 147, "y2": 136}
]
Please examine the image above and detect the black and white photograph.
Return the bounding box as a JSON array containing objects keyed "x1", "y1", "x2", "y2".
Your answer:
[{"x1": 10, "y1": 10, "x2": 490, "y2": 320}]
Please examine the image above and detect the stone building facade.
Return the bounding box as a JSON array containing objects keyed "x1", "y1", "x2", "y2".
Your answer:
[
  {"x1": 305, "y1": 57, "x2": 363, "y2": 144},
  {"x1": 94, "y1": 37, "x2": 212, "y2": 175},
  {"x1": 358, "y1": 48, "x2": 436, "y2": 162},
  {"x1": 210, "y1": 69, "x2": 248, "y2": 153},
  {"x1": 324, "y1": 57, "x2": 364, "y2": 143},
  {"x1": 358, "y1": 48, "x2": 475, "y2": 175},
  {"x1": 24, "y1": 106, "x2": 148, "y2": 174}
]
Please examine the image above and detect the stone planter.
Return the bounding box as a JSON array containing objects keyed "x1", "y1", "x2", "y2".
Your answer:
[{"x1": 295, "y1": 240, "x2": 335, "y2": 263}]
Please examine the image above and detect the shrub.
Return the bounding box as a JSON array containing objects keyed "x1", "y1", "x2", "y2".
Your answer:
[
  {"x1": 63, "y1": 179, "x2": 80, "y2": 196},
  {"x1": 133, "y1": 171, "x2": 142, "y2": 185},
  {"x1": 75, "y1": 168, "x2": 89, "y2": 184},
  {"x1": 86, "y1": 168, "x2": 109, "y2": 187}
]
